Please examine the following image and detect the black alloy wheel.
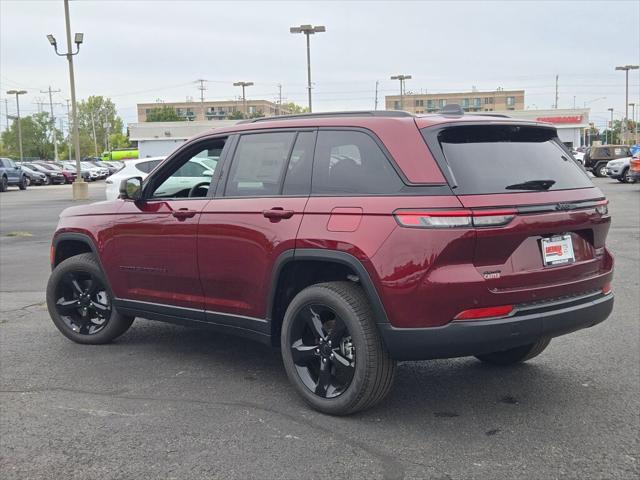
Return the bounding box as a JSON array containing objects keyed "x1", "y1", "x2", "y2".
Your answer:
[
  {"x1": 289, "y1": 303, "x2": 356, "y2": 398},
  {"x1": 53, "y1": 270, "x2": 112, "y2": 335},
  {"x1": 0, "y1": 176, "x2": 7, "y2": 192}
]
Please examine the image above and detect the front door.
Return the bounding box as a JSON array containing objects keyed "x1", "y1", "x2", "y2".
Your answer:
[
  {"x1": 109, "y1": 138, "x2": 227, "y2": 311},
  {"x1": 198, "y1": 130, "x2": 315, "y2": 323}
]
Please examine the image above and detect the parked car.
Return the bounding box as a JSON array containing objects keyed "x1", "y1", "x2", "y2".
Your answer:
[
  {"x1": 46, "y1": 108, "x2": 614, "y2": 415},
  {"x1": 606, "y1": 156, "x2": 636, "y2": 183},
  {"x1": 22, "y1": 162, "x2": 65, "y2": 185},
  {"x1": 81, "y1": 161, "x2": 108, "y2": 180},
  {"x1": 90, "y1": 159, "x2": 121, "y2": 175},
  {"x1": 58, "y1": 162, "x2": 91, "y2": 182},
  {"x1": 35, "y1": 162, "x2": 77, "y2": 184},
  {"x1": 103, "y1": 156, "x2": 216, "y2": 200},
  {"x1": 82, "y1": 158, "x2": 110, "y2": 178},
  {"x1": 0, "y1": 157, "x2": 28, "y2": 191},
  {"x1": 570, "y1": 149, "x2": 585, "y2": 164},
  {"x1": 629, "y1": 153, "x2": 640, "y2": 182},
  {"x1": 20, "y1": 165, "x2": 47, "y2": 186},
  {"x1": 583, "y1": 145, "x2": 632, "y2": 177},
  {"x1": 104, "y1": 157, "x2": 164, "y2": 200}
]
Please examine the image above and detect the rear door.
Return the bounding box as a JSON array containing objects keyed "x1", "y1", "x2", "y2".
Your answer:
[
  {"x1": 421, "y1": 123, "x2": 610, "y2": 294},
  {"x1": 197, "y1": 130, "x2": 315, "y2": 322}
]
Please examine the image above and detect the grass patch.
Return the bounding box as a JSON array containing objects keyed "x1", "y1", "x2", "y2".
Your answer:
[{"x1": 5, "y1": 231, "x2": 33, "y2": 237}]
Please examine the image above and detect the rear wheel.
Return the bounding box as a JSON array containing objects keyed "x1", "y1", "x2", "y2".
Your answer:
[
  {"x1": 622, "y1": 167, "x2": 636, "y2": 183},
  {"x1": 46, "y1": 253, "x2": 134, "y2": 344},
  {"x1": 593, "y1": 163, "x2": 608, "y2": 178},
  {"x1": 42, "y1": 176, "x2": 51, "y2": 185},
  {"x1": 0, "y1": 176, "x2": 7, "y2": 192},
  {"x1": 18, "y1": 175, "x2": 28, "y2": 190},
  {"x1": 475, "y1": 338, "x2": 551, "y2": 366},
  {"x1": 281, "y1": 282, "x2": 396, "y2": 415}
]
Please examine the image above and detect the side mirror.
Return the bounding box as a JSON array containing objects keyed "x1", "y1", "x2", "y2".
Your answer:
[
  {"x1": 119, "y1": 176, "x2": 142, "y2": 200},
  {"x1": 202, "y1": 170, "x2": 213, "y2": 177}
]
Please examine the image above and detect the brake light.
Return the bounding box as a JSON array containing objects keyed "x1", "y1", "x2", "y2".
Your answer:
[
  {"x1": 454, "y1": 305, "x2": 514, "y2": 320},
  {"x1": 50, "y1": 245, "x2": 55, "y2": 266},
  {"x1": 394, "y1": 209, "x2": 516, "y2": 228},
  {"x1": 595, "y1": 200, "x2": 609, "y2": 216}
]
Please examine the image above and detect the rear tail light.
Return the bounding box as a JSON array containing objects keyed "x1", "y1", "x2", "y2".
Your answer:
[
  {"x1": 602, "y1": 282, "x2": 612, "y2": 295},
  {"x1": 595, "y1": 200, "x2": 609, "y2": 215},
  {"x1": 394, "y1": 209, "x2": 516, "y2": 228},
  {"x1": 454, "y1": 305, "x2": 514, "y2": 320},
  {"x1": 50, "y1": 245, "x2": 55, "y2": 266}
]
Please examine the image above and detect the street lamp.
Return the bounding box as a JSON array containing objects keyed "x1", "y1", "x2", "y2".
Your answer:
[
  {"x1": 607, "y1": 108, "x2": 614, "y2": 144},
  {"x1": 290, "y1": 24, "x2": 325, "y2": 112},
  {"x1": 6, "y1": 90, "x2": 27, "y2": 161},
  {"x1": 390, "y1": 74, "x2": 412, "y2": 111},
  {"x1": 233, "y1": 81, "x2": 254, "y2": 117},
  {"x1": 46, "y1": 0, "x2": 87, "y2": 200},
  {"x1": 615, "y1": 65, "x2": 639, "y2": 143}
]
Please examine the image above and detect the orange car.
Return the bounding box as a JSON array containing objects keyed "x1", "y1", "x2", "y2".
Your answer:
[{"x1": 630, "y1": 153, "x2": 640, "y2": 182}]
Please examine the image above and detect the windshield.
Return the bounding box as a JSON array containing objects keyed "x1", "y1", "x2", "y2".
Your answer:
[{"x1": 423, "y1": 125, "x2": 593, "y2": 194}]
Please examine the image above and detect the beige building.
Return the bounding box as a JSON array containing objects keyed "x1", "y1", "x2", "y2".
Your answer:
[
  {"x1": 385, "y1": 89, "x2": 525, "y2": 114},
  {"x1": 137, "y1": 99, "x2": 291, "y2": 122}
]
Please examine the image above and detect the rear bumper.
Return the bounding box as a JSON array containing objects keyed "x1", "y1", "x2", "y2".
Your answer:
[{"x1": 378, "y1": 291, "x2": 613, "y2": 361}]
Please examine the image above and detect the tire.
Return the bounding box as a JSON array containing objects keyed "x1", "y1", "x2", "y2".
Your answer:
[
  {"x1": 18, "y1": 175, "x2": 27, "y2": 190},
  {"x1": 0, "y1": 176, "x2": 7, "y2": 192},
  {"x1": 622, "y1": 168, "x2": 636, "y2": 184},
  {"x1": 593, "y1": 163, "x2": 608, "y2": 178},
  {"x1": 46, "y1": 253, "x2": 134, "y2": 345},
  {"x1": 475, "y1": 338, "x2": 551, "y2": 366},
  {"x1": 281, "y1": 281, "x2": 396, "y2": 415},
  {"x1": 43, "y1": 176, "x2": 51, "y2": 185}
]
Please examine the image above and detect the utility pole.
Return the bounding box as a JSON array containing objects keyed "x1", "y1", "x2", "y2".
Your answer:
[
  {"x1": 196, "y1": 79, "x2": 207, "y2": 120},
  {"x1": 615, "y1": 65, "x2": 639, "y2": 143},
  {"x1": 46, "y1": 0, "x2": 87, "y2": 199},
  {"x1": 390, "y1": 74, "x2": 412, "y2": 110},
  {"x1": 3, "y1": 98, "x2": 8, "y2": 133},
  {"x1": 630, "y1": 103, "x2": 637, "y2": 144},
  {"x1": 554, "y1": 74, "x2": 559, "y2": 109},
  {"x1": 233, "y1": 81, "x2": 254, "y2": 117},
  {"x1": 277, "y1": 84, "x2": 282, "y2": 115},
  {"x1": 607, "y1": 108, "x2": 614, "y2": 144},
  {"x1": 103, "y1": 113, "x2": 110, "y2": 153},
  {"x1": 41, "y1": 86, "x2": 61, "y2": 160},
  {"x1": 374, "y1": 80, "x2": 379, "y2": 110},
  {"x1": 290, "y1": 24, "x2": 326, "y2": 112},
  {"x1": 66, "y1": 99, "x2": 72, "y2": 161},
  {"x1": 90, "y1": 111, "x2": 98, "y2": 156},
  {"x1": 6, "y1": 90, "x2": 27, "y2": 161}
]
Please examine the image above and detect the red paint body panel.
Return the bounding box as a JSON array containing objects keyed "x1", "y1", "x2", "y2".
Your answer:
[{"x1": 197, "y1": 197, "x2": 307, "y2": 317}]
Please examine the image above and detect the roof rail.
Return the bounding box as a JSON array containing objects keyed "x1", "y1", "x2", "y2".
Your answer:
[
  {"x1": 472, "y1": 113, "x2": 512, "y2": 118},
  {"x1": 237, "y1": 110, "x2": 414, "y2": 124}
]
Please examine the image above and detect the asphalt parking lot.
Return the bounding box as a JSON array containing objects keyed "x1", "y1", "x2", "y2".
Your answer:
[{"x1": 0, "y1": 179, "x2": 638, "y2": 480}]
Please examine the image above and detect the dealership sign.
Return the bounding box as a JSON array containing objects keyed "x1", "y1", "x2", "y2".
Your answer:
[{"x1": 536, "y1": 115, "x2": 583, "y2": 124}]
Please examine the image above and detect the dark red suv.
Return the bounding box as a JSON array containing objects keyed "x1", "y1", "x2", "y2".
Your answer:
[{"x1": 46, "y1": 108, "x2": 614, "y2": 415}]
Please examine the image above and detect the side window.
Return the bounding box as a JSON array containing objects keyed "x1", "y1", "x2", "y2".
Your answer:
[
  {"x1": 312, "y1": 130, "x2": 403, "y2": 195},
  {"x1": 282, "y1": 131, "x2": 315, "y2": 195},
  {"x1": 135, "y1": 160, "x2": 161, "y2": 174},
  {"x1": 225, "y1": 132, "x2": 295, "y2": 197},
  {"x1": 149, "y1": 138, "x2": 225, "y2": 199}
]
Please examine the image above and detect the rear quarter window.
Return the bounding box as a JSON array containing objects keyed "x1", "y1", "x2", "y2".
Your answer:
[{"x1": 422, "y1": 124, "x2": 593, "y2": 194}]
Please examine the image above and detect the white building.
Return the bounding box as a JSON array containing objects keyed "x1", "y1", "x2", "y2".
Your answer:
[
  {"x1": 490, "y1": 108, "x2": 590, "y2": 147},
  {"x1": 129, "y1": 121, "x2": 239, "y2": 158}
]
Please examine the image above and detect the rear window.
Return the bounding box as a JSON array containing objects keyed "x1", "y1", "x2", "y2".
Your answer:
[{"x1": 424, "y1": 125, "x2": 592, "y2": 194}]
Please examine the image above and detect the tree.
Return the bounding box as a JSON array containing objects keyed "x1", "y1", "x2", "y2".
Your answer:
[
  {"x1": 76, "y1": 96, "x2": 124, "y2": 157},
  {"x1": 229, "y1": 110, "x2": 245, "y2": 120},
  {"x1": 145, "y1": 105, "x2": 185, "y2": 122},
  {"x1": 0, "y1": 112, "x2": 62, "y2": 159},
  {"x1": 249, "y1": 110, "x2": 265, "y2": 118},
  {"x1": 283, "y1": 102, "x2": 309, "y2": 114}
]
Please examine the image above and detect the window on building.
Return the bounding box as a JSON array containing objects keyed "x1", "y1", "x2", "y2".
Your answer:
[
  {"x1": 312, "y1": 130, "x2": 403, "y2": 195},
  {"x1": 393, "y1": 100, "x2": 401, "y2": 110},
  {"x1": 225, "y1": 132, "x2": 296, "y2": 197},
  {"x1": 506, "y1": 96, "x2": 515, "y2": 106},
  {"x1": 415, "y1": 99, "x2": 424, "y2": 107},
  {"x1": 439, "y1": 99, "x2": 447, "y2": 107},
  {"x1": 461, "y1": 98, "x2": 470, "y2": 107}
]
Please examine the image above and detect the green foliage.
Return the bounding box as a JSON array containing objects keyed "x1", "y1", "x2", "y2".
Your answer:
[
  {"x1": 0, "y1": 112, "x2": 62, "y2": 159},
  {"x1": 602, "y1": 119, "x2": 638, "y2": 145},
  {"x1": 249, "y1": 110, "x2": 265, "y2": 118},
  {"x1": 228, "y1": 110, "x2": 245, "y2": 120},
  {"x1": 284, "y1": 102, "x2": 309, "y2": 114},
  {"x1": 76, "y1": 96, "x2": 124, "y2": 157},
  {"x1": 145, "y1": 105, "x2": 186, "y2": 122}
]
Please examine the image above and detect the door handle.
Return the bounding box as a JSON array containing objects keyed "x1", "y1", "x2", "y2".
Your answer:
[
  {"x1": 262, "y1": 207, "x2": 295, "y2": 220},
  {"x1": 172, "y1": 208, "x2": 197, "y2": 220}
]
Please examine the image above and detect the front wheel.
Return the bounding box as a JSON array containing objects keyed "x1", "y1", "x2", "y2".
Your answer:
[
  {"x1": 281, "y1": 282, "x2": 396, "y2": 415},
  {"x1": 18, "y1": 176, "x2": 28, "y2": 190},
  {"x1": 475, "y1": 338, "x2": 550, "y2": 366},
  {"x1": 42, "y1": 176, "x2": 51, "y2": 185},
  {"x1": 0, "y1": 176, "x2": 7, "y2": 192},
  {"x1": 46, "y1": 253, "x2": 134, "y2": 344},
  {"x1": 622, "y1": 168, "x2": 636, "y2": 184}
]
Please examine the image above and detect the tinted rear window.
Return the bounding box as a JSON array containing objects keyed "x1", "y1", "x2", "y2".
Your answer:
[{"x1": 424, "y1": 125, "x2": 592, "y2": 194}]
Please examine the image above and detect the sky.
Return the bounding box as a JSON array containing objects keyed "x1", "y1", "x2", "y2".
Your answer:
[{"x1": 1, "y1": 0, "x2": 639, "y2": 132}]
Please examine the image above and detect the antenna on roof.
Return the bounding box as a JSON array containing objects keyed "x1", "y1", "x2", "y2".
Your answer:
[{"x1": 440, "y1": 104, "x2": 464, "y2": 116}]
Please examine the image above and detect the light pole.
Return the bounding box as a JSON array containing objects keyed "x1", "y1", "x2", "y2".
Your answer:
[
  {"x1": 630, "y1": 103, "x2": 637, "y2": 144},
  {"x1": 6, "y1": 90, "x2": 27, "y2": 161},
  {"x1": 47, "y1": 0, "x2": 87, "y2": 200},
  {"x1": 233, "y1": 81, "x2": 254, "y2": 117},
  {"x1": 607, "y1": 108, "x2": 614, "y2": 144},
  {"x1": 290, "y1": 24, "x2": 325, "y2": 112},
  {"x1": 615, "y1": 65, "x2": 639, "y2": 144},
  {"x1": 390, "y1": 75, "x2": 412, "y2": 111}
]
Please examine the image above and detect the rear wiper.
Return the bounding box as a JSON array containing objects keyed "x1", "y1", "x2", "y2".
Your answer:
[{"x1": 505, "y1": 179, "x2": 556, "y2": 191}]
